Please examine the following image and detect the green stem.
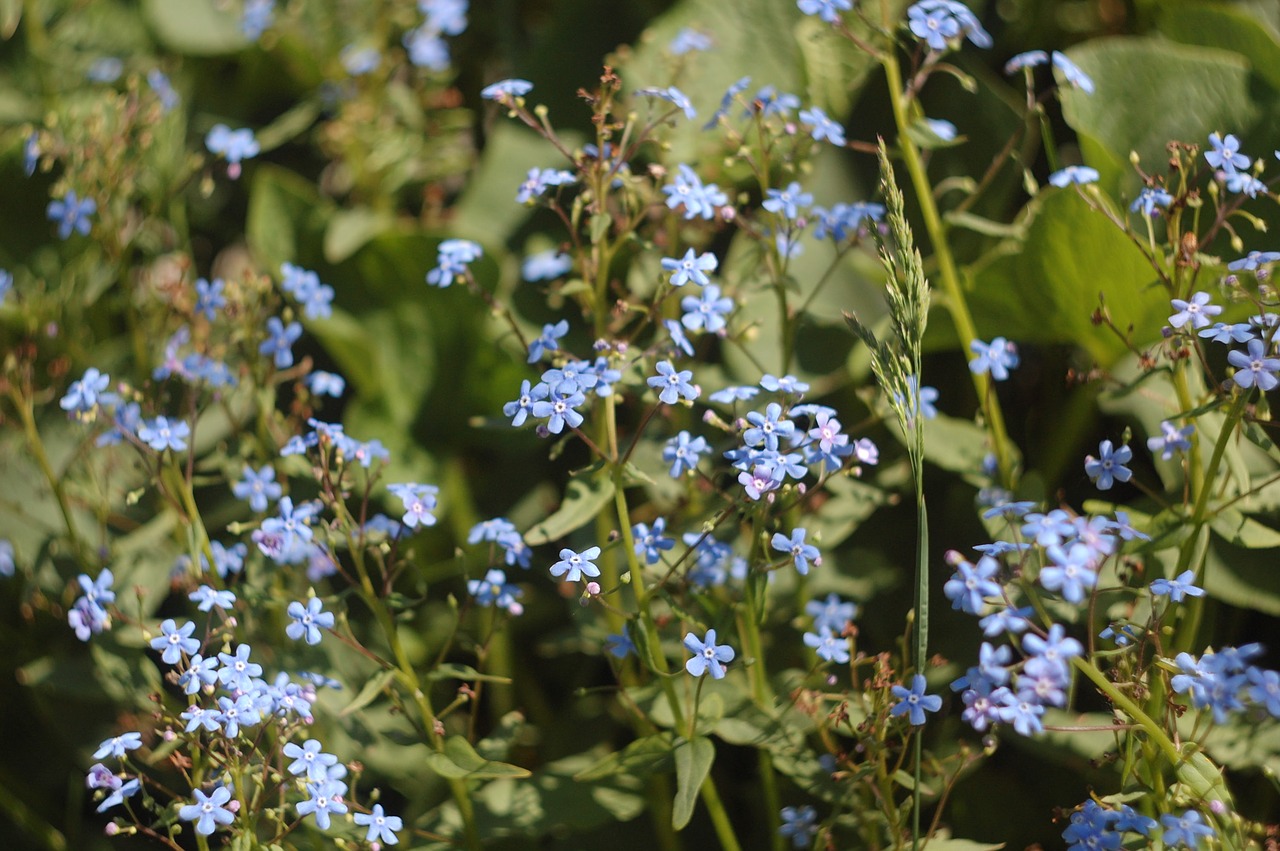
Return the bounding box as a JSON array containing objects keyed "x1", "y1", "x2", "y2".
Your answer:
[
  {"x1": 881, "y1": 51, "x2": 1016, "y2": 486},
  {"x1": 10, "y1": 387, "x2": 91, "y2": 570},
  {"x1": 738, "y1": 566, "x2": 784, "y2": 851}
]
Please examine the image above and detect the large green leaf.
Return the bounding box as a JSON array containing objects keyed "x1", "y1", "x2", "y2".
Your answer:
[
  {"x1": 245, "y1": 165, "x2": 332, "y2": 275},
  {"x1": 1158, "y1": 1, "x2": 1280, "y2": 91},
  {"x1": 1060, "y1": 39, "x2": 1257, "y2": 194},
  {"x1": 523, "y1": 475, "x2": 616, "y2": 546},
  {"x1": 965, "y1": 190, "x2": 1169, "y2": 364},
  {"x1": 671, "y1": 735, "x2": 715, "y2": 830},
  {"x1": 425, "y1": 735, "x2": 532, "y2": 780},
  {"x1": 141, "y1": 0, "x2": 250, "y2": 55}
]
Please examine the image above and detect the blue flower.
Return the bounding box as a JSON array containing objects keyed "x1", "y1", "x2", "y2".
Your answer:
[
  {"x1": 481, "y1": 78, "x2": 533, "y2": 101},
  {"x1": 797, "y1": 0, "x2": 851, "y2": 22},
  {"x1": 354, "y1": 804, "x2": 404, "y2": 845},
  {"x1": 806, "y1": 593, "x2": 857, "y2": 633},
  {"x1": 205, "y1": 125, "x2": 260, "y2": 178},
  {"x1": 151, "y1": 619, "x2": 199, "y2": 664},
  {"x1": 1206, "y1": 133, "x2": 1249, "y2": 173},
  {"x1": 403, "y1": 26, "x2": 450, "y2": 69},
  {"x1": 217, "y1": 643, "x2": 263, "y2": 691},
  {"x1": 531, "y1": 387, "x2": 586, "y2": 433},
  {"x1": 1004, "y1": 50, "x2": 1048, "y2": 73},
  {"x1": 761, "y1": 374, "x2": 810, "y2": 394},
  {"x1": 798, "y1": 105, "x2": 846, "y2": 145},
  {"x1": 1151, "y1": 570, "x2": 1205, "y2": 603},
  {"x1": 259, "y1": 316, "x2": 302, "y2": 368},
  {"x1": 296, "y1": 780, "x2": 349, "y2": 829},
  {"x1": 422, "y1": 0, "x2": 468, "y2": 35},
  {"x1": 307, "y1": 371, "x2": 345, "y2": 397},
  {"x1": 1040, "y1": 543, "x2": 1099, "y2": 603},
  {"x1": 605, "y1": 631, "x2": 635, "y2": 659},
  {"x1": 287, "y1": 598, "x2": 335, "y2": 645},
  {"x1": 684, "y1": 628, "x2": 735, "y2": 679},
  {"x1": 0, "y1": 540, "x2": 13, "y2": 577},
  {"x1": 283, "y1": 739, "x2": 339, "y2": 782},
  {"x1": 709, "y1": 385, "x2": 760, "y2": 404},
  {"x1": 95, "y1": 776, "x2": 140, "y2": 813},
  {"x1": 60, "y1": 367, "x2": 113, "y2": 415},
  {"x1": 979, "y1": 605, "x2": 1033, "y2": 637},
  {"x1": 1228, "y1": 338, "x2": 1280, "y2": 391},
  {"x1": 23, "y1": 133, "x2": 39, "y2": 176},
  {"x1": 147, "y1": 69, "x2": 179, "y2": 111},
  {"x1": 190, "y1": 585, "x2": 236, "y2": 612},
  {"x1": 763, "y1": 182, "x2": 813, "y2": 221},
  {"x1": 704, "y1": 76, "x2": 752, "y2": 129},
  {"x1": 1227, "y1": 250, "x2": 1280, "y2": 272},
  {"x1": 341, "y1": 44, "x2": 381, "y2": 75},
  {"x1": 662, "y1": 248, "x2": 718, "y2": 287},
  {"x1": 771, "y1": 528, "x2": 819, "y2": 575},
  {"x1": 426, "y1": 239, "x2": 483, "y2": 287},
  {"x1": 1084, "y1": 440, "x2": 1132, "y2": 490},
  {"x1": 739, "y1": 463, "x2": 784, "y2": 500},
  {"x1": 1050, "y1": 51, "x2": 1094, "y2": 93},
  {"x1": 669, "y1": 27, "x2": 712, "y2": 54},
  {"x1": 93, "y1": 732, "x2": 142, "y2": 760},
  {"x1": 240, "y1": 0, "x2": 274, "y2": 39},
  {"x1": 1147, "y1": 420, "x2": 1193, "y2": 460},
  {"x1": 1048, "y1": 165, "x2": 1099, "y2": 187},
  {"x1": 138, "y1": 416, "x2": 190, "y2": 452},
  {"x1": 550, "y1": 546, "x2": 601, "y2": 582},
  {"x1": 943, "y1": 554, "x2": 1001, "y2": 614},
  {"x1": 504, "y1": 379, "x2": 546, "y2": 427},
  {"x1": 47, "y1": 190, "x2": 96, "y2": 239},
  {"x1": 648, "y1": 361, "x2": 699, "y2": 404},
  {"x1": 637, "y1": 85, "x2": 697, "y2": 120},
  {"x1": 1160, "y1": 810, "x2": 1215, "y2": 849},
  {"x1": 744, "y1": 403, "x2": 795, "y2": 451},
  {"x1": 664, "y1": 431, "x2": 708, "y2": 477},
  {"x1": 528, "y1": 319, "x2": 569, "y2": 363},
  {"x1": 662, "y1": 164, "x2": 728, "y2": 220},
  {"x1": 804, "y1": 627, "x2": 849, "y2": 664},
  {"x1": 968, "y1": 337, "x2": 1019, "y2": 380},
  {"x1": 633, "y1": 518, "x2": 675, "y2": 564},
  {"x1": 748, "y1": 85, "x2": 801, "y2": 118},
  {"x1": 1169, "y1": 292, "x2": 1222, "y2": 330},
  {"x1": 890, "y1": 674, "x2": 943, "y2": 725},
  {"x1": 468, "y1": 568, "x2": 522, "y2": 610},
  {"x1": 522, "y1": 249, "x2": 573, "y2": 281},
  {"x1": 1130, "y1": 187, "x2": 1173, "y2": 216},
  {"x1": 388, "y1": 482, "x2": 439, "y2": 528},
  {"x1": 194, "y1": 278, "x2": 226, "y2": 320},
  {"x1": 995, "y1": 688, "x2": 1045, "y2": 735},
  {"x1": 778, "y1": 804, "x2": 819, "y2": 847},
  {"x1": 233, "y1": 465, "x2": 282, "y2": 513},
  {"x1": 681, "y1": 285, "x2": 734, "y2": 335},
  {"x1": 178, "y1": 786, "x2": 235, "y2": 836},
  {"x1": 516, "y1": 167, "x2": 576, "y2": 204}
]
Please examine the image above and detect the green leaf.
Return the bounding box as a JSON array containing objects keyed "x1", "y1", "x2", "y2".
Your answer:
[
  {"x1": 324, "y1": 207, "x2": 396, "y2": 264},
  {"x1": 245, "y1": 165, "x2": 331, "y2": 274},
  {"x1": 921, "y1": 840, "x2": 1006, "y2": 851},
  {"x1": 523, "y1": 475, "x2": 615, "y2": 546},
  {"x1": 574, "y1": 733, "x2": 676, "y2": 781},
  {"x1": 426, "y1": 735, "x2": 532, "y2": 780},
  {"x1": 671, "y1": 736, "x2": 715, "y2": 830},
  {"x1": 1158, "y1": 1, "x2": 1280, "y2": 91},
  {"x1": 253, "y1": 99, "x2": 321, "y2": 153},
  {"x1": 427, "y1": 662, "x2": 513, "y2": 685},
  {"x1": 339, "y1": 668, "x2": 397, "y2": 717},
  {"x1": 1209, "y1": 507, "x2": 1280, "y2": 549},
  {"x1": 806, "y1": 474, "x2": 887, "y2": 550},
  {"x1": 1175, "y1": 745, "x2": 1234, "y2": 808},
  {"x1": 142, "y1": 0, "x2": 250, "y2": 55},
  {"x1": 1060, "y1": 39, "x2": 1256, "y2": 194}
]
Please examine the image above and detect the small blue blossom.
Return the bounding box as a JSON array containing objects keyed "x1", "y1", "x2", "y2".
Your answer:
[
  {"x1": 664, "y1": 430, "x2": 708, "y2": 477},
  {"x1": 891, "y1": 674, "x2": 943, "y2": 725},
  {"x1": 341, "y1": 45, "x2": 381, "y2": 75},
  {"x1": 662, "y1": 248, "x2": 718, "y2": 287},
  {"x1": 669, "y1": 27, "x2": 712, "y2": 54},
  {"x1": 798, "y1": 0, "x2": 851, "y2": 23},
  {"x1": 637, "y1": 85, "x2": 696, "y2": 120},
  {"x1": 778, "y1": 804, "x2": 819, "y2": 847},
  {"x1": 283, "y1": 739, "x2": 339, "y2": 782},
  {"x1": 259, "y1": 317, "x2": 302, "y2": 368},
  {"x1": 908, "y1": 0, "x2": 991, "y2": 50},
  {"x1": 296, "y1": 780, "x2": 349, "y2": 830},
  {"x1": 710, "y1": 385, "x2": 760, "y2": 404},
  {"x1": 138, "y1": 416, "x2": 190, "y2": 452},
  {"x1": 1227, "y1": 250, "x2": 1280, "y2": 272},
  {"x1": 1147, "y1": 420, "x2": 1193, "y2": 460},
  {"x1": 804, "y1": 627, "x2": 849, "y2": 664},
  {"x1": 307, "y1": 371, "x2": 345, "y2": 397},
  {"x1": 468, "y1": 568, "x2": 523, "y2": 610},
  {"x1": 807, "y1": 593, "x2": 857, "y2": 633},
  {"x1": 287, "y1": 598, "x2": 336, "y2": 645},
  {"x1": 663, "y1": 164, "x2": 728, "y2": 220},
  {"x1": 1160, "y1": 810, "x2": 1215, "y2": 849},
  {"x1": 60, "y1": 367, "x2": 113, "y2": 415},
  {"x1": 771, "y1": 528, "x2": 820, "y2": 575},
  {"x1": 47, "y1": 190, "x2": 96, "y2": 239},
  {"x1": 923, "y1": 118, "x2": 957, "y2": 141},
  {"x1": 798, "y1": 105, "x2": 846, "y2": 145},
  {"x1": 648, "y1": 361, "x2": 699, "y2": 404},
  {"x1": 665, "y1": 319, "x2": 695, "y2": 358},
  {"x1": 968, "y1": 337, "x2": 1019, "y2": 380},
  {"x1": 426, "y1": 239, "x2": 483, "y2": 287},
  {"x1": 1130, "y1": 187, "x2": 1173, "y2": 216},
  {"x1": 1048, "y1": 165, "x2": 1100, "y2": 187},
  {"x1": 550, "y1": 546, "x2": 601, "y2": 582},
  {"x1": 194, "y1": 278, "x2": 226, "y2": 321},
  {"x1": 633, "y1": 518, "x2": 675, "y2": 565},
  {"x1": 531, "y1": 386, "x2": 586, "y2": 434},
  {"x1": 704, "y1": 76, "x2": 752, "y2": 129},
  {"x1": 388, "y1": 482, "x2": 439, "y2": 529},
  {"x1": 763, "y1": 182, "x2": 813, "y2": 220},
  {"x1": 422, "y1": 0, "x2": 469, "y2": 35},
  {"x1": 1151, "y1": 570, "x2": 1205, "y2": 603},
  {"x1": 739, "y1": 463, "x2": 784, "y2": 500},
  {"x1": 681, "y1": 285, "x2": 734, "y2": 335},
  {"x1": 205, "y1": 125, "x2": 260, "y2": 178},
  {"x1": 95, "y1": 776, "x2": 140, "y2": 813},
  {"x1": 403, "y1": 26, "x2": 450, "y2": 69},
  {"x1": 943, "y1": 554, "x2": 1001, "y2": 614},
  {"x1": 1050, "y1": 51, "x2": 1094, "y2": 93},
  {"x1": 0, "y1": 540, "x2": 13, "y2": 577},
  {"x1": 744, "y1": 403, "x2": 796, "y2": 450},
  {"x1": 1004, "y1": 50, "x2": 1048, "y2": 73},
  {"x1": 605, "y1": 631, "x2": 635, "y2": 659},
  {"x1": 1084, "y1": 440, "x2": 1133, "y2": 490},
  {"x1": 233, "y1": 465, "x2": 282, "y2": 513},
  {"x1": 93, "y1": 732, "x2": 142, "y2": 760},
  {"x1": 528, "y1": 319, "x2": 569, "y2": 363},
  {"x1": 1169, "y1": 292, "x2": 1222, "y2": 330},
  {"x1": 522, "y1": 249, "x2": 573, "y2": 281},
  {"x1": 217, "y1": 644, "x2": 263, "y2": 691},
  {"x1": 190, "y1": 585, "x2": 236, "y2": 612},
  {"x1": 151, "y1": 619, "x2": 199, "y2": 665},
  {"x1": 516, "y1": 167, "x2": 576, "y2": 204},
  {"x1": 1206, "y1": 133, "x2": 1249, "y2": 173},
  {"x1": 748, "y1": 85, "x2": 801, "y2": 118},
  {"x1": 504, "y1": 379, "x2": 546, "y2": 427},
  {"x1": 147, "y1": 69, "x2": 179, "y2": 111},
  {"x1": 1228, "y1": 338, "x2": 1280, "y2": 391},
  {"x1": 481, "y1": 78, "x2": 533, "y2": 101},
  {"x1": 179, "y1": 787, "x2": 235, "y2": 836},
  {"x1": 240, "y1": 0, "x2": 274, "y2": 39},
  {"x1": 1040, "y1": 543, "x2": 1099, "y2": 603},
  {"x1": 684, "y1": 628, "x2": 735, "y2": 679},
  {"x1": 354, "y1": 804, "x2": 404, "y2": 845},
  {"x1": 87, "y1": 57, "x2": 123, "y2": 83}
]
